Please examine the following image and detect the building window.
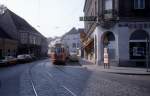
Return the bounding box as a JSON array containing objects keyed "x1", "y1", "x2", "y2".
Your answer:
[
  {"x1": 95, "y1": 1, "x2": 97, "y2": 15},
  {"x1": 21, "y1": 33, "x2": 28, "y2": 44},
  {"x1": 104, "y1": 0, "x2": 113, "y2": 10},
  {"x1": 72, "y1": 43, "x2": 76, "y2": 48},
  {"x1": 104, "y1": 0, "x2": 113, "y2": 19},
  {"x1": 33, "y1": 36, "x2": 36, "y2": 44},
  {"x1": 134, "y1": 0, "x2": 145, "y2": 9},
  {"x1": 77, "y1": 43, "x2": 80, "y2": 48}
]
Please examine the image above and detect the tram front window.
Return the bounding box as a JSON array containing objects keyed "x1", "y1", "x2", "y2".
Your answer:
[{"x1": 55, "y1": 47, "x2": 62, "y2": 54}]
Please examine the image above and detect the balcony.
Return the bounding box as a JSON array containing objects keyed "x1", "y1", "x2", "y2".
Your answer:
[
  {"x1": 103, "y1": 9, "x2": 118, "y2": 20},
  {"x1": 97, "y1": 9, "x2": 118, "y2": 29}
]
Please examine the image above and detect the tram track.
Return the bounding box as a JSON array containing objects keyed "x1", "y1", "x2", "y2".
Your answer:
[
  {"x1": 27, "y1": 61, "x2": 81, "y2": 96},
  {"x1": 26, "y1": 61, "x2": 77, "y2": 96},
  {"x1": 45, "y1": 70, "x2": 77, "y2": 96},
  {"x1": 42, "y1": 62, "x2": 78, "y2": 96},
  {"x1": 45, "y1": 60, "x2": 87, "y2": 80},
  {"x1": 27, "y1": 59, "x2": 49, "y2": 96},
  {"x1": 28, "y1": 64, "x2": 39, "y2": 96},
  {"x1": 54, "y1": 65, "x2": 89, "y2": 81}
]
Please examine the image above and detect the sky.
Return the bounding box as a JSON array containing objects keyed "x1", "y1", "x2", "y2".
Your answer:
[{"x1": 0, "y1": 0, "x2": 85, "y2": 37}]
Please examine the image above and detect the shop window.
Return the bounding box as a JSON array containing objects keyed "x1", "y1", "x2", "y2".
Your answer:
[{"x1": 133, "y1": 47, "x2": 145, "y2": 56}]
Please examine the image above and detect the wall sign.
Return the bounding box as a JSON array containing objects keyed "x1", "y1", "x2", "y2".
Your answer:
[{"x1": 119, "y1": 23, "x2": 150, "y2": 29}]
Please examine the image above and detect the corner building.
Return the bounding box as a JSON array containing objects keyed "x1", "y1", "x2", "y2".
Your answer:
[{"x1": 83, "y1": 0, "x2": 150, "y2": 67}]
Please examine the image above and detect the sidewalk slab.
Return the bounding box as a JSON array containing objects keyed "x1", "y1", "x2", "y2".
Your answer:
[{"x1": 82, "y1": 64, "x2": 150, "y2": 75}]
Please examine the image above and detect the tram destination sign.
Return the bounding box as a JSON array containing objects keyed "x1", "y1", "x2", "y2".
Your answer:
[{"x1": 80, "y1": 16, "x2": 97, "y2": 21}]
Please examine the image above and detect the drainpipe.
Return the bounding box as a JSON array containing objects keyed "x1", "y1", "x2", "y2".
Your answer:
[{"x1": 146, "y1": 37, "x2": 149, "y2": 72}]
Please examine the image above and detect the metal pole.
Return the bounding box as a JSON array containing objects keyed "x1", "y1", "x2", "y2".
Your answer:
[
  {"x1": 146, "y1": 37, "x2": 149, "y2": 72},
  {"x1": 147, "y1": 38, "x2": 149, "y2": 72}
]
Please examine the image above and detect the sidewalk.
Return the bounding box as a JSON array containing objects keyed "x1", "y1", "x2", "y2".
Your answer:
[{"x1": 80, "y1": 60, "x2": 150, "y2": 75}]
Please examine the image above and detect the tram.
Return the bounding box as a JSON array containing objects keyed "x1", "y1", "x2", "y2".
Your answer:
[{"x1": 50, "y1": 43, "x2": 69, "y2": 64}]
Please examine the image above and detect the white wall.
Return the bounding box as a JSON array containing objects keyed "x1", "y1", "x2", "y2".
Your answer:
[
  {"x1": 95, "y1": 24, "x2": 119, "y2": 65},
  {"x1": 62, "y1": 33, "x2": 80, "y2": 54},
  {"x1": 85, "y1": 21, "x2": 150, "y2": 66}
]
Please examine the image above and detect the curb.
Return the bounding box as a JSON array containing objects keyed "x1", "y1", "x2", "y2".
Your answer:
[
  {"x1": 83, "y1": 66, "x2": 150, "y2": 75},
  {"x1": 101, "y1": 71, "x2": 150, "y2": 75}
]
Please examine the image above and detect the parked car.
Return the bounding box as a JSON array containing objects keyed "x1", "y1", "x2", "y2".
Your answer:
[
  {"x1": 0, "y1": 59, "x2": 6, "y2": 65},
  {"x1": 17, "y1": 54, "x2": 32, "y2": 63},
  {"x1": 0, "y1": 56, "x2": 17, "y2": 65},
  {"x1": 69, "y1": 52, "x2": 79, "y2": 62}
]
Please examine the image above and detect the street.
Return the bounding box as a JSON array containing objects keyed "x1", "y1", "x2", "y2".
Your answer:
[{"x1": 0, "y1": 59, "x2": 150, "y2": 96}]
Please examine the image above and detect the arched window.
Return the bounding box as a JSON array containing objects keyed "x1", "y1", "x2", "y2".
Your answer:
[
  {"x1": 103, "y1": 32, "x2": 115, "y2": 44},
  {"x1": 130, "y1": 30, "x2": 148, "y2": 40}
]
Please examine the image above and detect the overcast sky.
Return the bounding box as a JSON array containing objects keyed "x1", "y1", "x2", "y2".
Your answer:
[{"x1": 1, "y1": 0, "x2": 85, "y2": 37}]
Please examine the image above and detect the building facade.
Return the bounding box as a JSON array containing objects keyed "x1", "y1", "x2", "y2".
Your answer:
[
  {"x1": 83, "y1": 0, "x2": 150, "y2": 67},
  {"x1": 0, "y1": 28, "x2": 17, "y2": 58},
  {"x1": 61, "y1": 28, "x2": 82, "y2": 54},
  {"x1": 0, "y1": 5, "x2": 48, "y2": 57},
  {"x1": 48, "y1": 37, "x2": 61, "y2": 55}
]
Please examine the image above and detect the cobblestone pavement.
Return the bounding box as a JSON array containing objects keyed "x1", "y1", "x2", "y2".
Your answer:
[{"x1": 0, "y1": 59, "x2": 150, "y2": 96}]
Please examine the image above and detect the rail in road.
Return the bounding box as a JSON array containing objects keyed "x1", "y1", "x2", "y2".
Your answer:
[
  {"x1": 45, "y1": 64, "x2": 77, "y2": 96},
  {"x1": 28, "y1": 61, "x2": 78, "y2": 96},
  {"x1": 27, "y1": 60, "x2": 48, "y2": 96},
  {"x1": 28, "y1": 64, "x2": 39, "y2": 96}
]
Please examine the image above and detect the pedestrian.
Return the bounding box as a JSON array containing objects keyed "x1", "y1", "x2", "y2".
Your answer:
[{"x1": 104, "y1": 48, "x2": 110, "y2": 69}]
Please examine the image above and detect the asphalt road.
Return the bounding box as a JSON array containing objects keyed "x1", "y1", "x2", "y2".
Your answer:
[{"x1": 0, "y1": 59, "x2": 150, "y2": 96}]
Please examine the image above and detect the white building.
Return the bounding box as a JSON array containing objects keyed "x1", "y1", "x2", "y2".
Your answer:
[
  {"x1": 48, "y1": 37, "x2": 61, "y2": 55},
  {"x1": 82, "y1": 0, "x2": 150, "y2": 67},
  {"x1": 61, "y1": 28, "x2": 82, "y2": 54}
]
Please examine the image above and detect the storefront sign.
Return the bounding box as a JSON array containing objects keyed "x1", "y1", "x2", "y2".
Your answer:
[{"x1": 79, "y1": 16, "x2": 97, "y2": 21}]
